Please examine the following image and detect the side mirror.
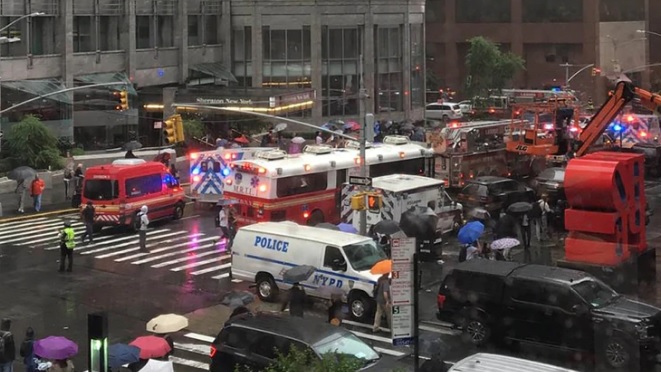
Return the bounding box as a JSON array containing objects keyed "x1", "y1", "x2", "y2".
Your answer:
[{"x1": 331, "y1": 258, "x2": 347, "y2": 272}]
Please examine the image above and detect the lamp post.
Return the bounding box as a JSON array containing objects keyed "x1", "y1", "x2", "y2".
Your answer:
[{"x1": 637, "y1": 29, "x2": 661, "y2": 38}]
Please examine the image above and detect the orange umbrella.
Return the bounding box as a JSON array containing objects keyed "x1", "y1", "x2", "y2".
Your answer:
[{"x1": 370, "y1": 259, "x2": 392, "y2": 275}]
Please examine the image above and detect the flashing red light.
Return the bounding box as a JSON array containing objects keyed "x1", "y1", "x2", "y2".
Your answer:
[
  {"x1": 569, "y1": 126, "x2": 579, "y2": 132},
  {"x1": 543, "y1": 124, "x2": 554, "y2": 131},
  {"x1": 437, "y1": 294, "x2": 446, "y2": 309},
  {"x1": 488, "y1": 108, "x2": 495, "y2": 114},
  {"x1": 627, "y1": 115, "x2": 635, "y2": 123},
  {"x1": 354, "y1": 157, "x2": 362, "y2": 165},
  {"x1": 303, "y1": 212, "x2": 310, "y2": 219},
  {"x1": 224, "y1": 153, "x2": 231, "y2": 160},
  {"x1": 193, "y1": 175, "x2": 201, "y2": 183},
  {"x1": 449, "y1": 122, "x2": 460, "y2": 128},
  {"x1": 225, "y1": 179, "x2": 233, "y2": 185},
  {"x1": 640, "y1": 131, "x2": 648, "y2": 138},
  {"x1": 399, "y1": 152, "x2": 406, "y2": 159},
  {"x1": 259, "y1": 184, "x2": 267, "y2": 193},
  {"x1": 190, "y1": 152, "x2": 199, "y2": 160}
]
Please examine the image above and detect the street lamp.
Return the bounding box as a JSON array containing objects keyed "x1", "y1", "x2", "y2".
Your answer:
[{"x1": 637, "y1": 29, "x2": 661, "y2": 38}]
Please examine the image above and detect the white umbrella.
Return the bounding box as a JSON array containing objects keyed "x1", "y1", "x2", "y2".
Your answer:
[
  {"x1": 291, "y1": 137, "x2": 305, "y2": 144},
  {"x1": 491, "y1": 238, "x2": 520, "y2": 251},
  {"x1": 146, "y1": 314, "x2": 189, "y2": 334},
  {"x1": 138, "y1": 359, "x2": 174, "y2": 372}
]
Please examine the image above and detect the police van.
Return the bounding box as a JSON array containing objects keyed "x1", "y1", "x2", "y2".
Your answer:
[{"x1": 231, "y1": 221, "x2": 387, "y2": 321}]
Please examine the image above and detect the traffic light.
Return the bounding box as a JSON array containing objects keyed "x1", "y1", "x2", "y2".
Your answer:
[
  {"x1": 366, "y1": 193, "x2": 382, "y2": 212},
  {"x1": 591, "y1": 67, "x2": 601, "y2": 77},
  {"x1": 351, "y1": 193, "x2": 366, "y2": 211},
  {"x1": 113, "y1": 90, "x2": 129, "y2": 110},
  {"x1": 174, "y1": 114, "x2": 185, "y2": 143},
  {"x1": 163, "y1": 117, "x2": 178, "y2": 144}
]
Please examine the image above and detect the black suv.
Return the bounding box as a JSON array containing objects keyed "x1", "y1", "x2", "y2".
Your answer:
[
  {"x1": 437, "y1": 260, "x2": 661, "y2": 369},
  {"x1": 210, "y1": 313, "x2": 389, "y2": 371},
  {"x1": 456, "y1": 176, "x2": 535, "y2": 216}
]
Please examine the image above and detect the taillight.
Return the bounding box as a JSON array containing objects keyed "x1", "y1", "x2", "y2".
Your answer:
[
  {"x1": 437, "y1": 294, "x2": 446, "y2": 309},
  {"x1": 210, "y1": 345, "x2": 217, "y2": 358}
]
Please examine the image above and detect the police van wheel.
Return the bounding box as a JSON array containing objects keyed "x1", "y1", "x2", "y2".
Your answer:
[
  {"x1": 256, "y1": 274, "x2": 279, "y2": 302},
  {"x1": 348, "y1": 292, "x2": 372, "y2": 322},
  {"x1": 173, "y1": 203, "x2": 185, "y2": 220}
]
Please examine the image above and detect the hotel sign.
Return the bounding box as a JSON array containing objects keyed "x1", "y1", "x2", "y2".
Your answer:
[
  {"x1": 273, "y1": 90, "x2": 315, "y2": 107},
  {"x1": 195, "y1": 98, "x2": 253, "y2": 105}
]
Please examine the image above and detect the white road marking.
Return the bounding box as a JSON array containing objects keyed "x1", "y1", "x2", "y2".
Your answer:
[
  {"x1": 213, "y1": 273, "x2": 230, "y2": 280},
  {"x1": 0, "y1": 220, "x2": 70, "y2": 236},
  {"x1": 95, "y1": 233, "x2": 204, "y2": 259},
  {"x1": 45, "y1": 231, "x2": 143, "y2": 251},
  {"x1": 81, "y1": 230, "x2": 174, "y2": 255},
  {"x1": 151, "y1": 249, "x2": 221, "y2": 268},
  {"x1": 168, "y1": 356, "x2": 208, "y2": 370},
  {"x1": 191, "y1": 261, "x2": 231, "y2": 275},
  {"x1": 183, "y1": 332, "x2": 214, "y2": 343},
  {"x1": 0, "y1": 217, "x2": 49, "y2": 229},
  {"x1": 231, "y1": 279, "x2": 243, "y2": 283},
  {"x1": 173, "y1": 342, "x2": 209, "y2": 355},
  {"x1": 128, "y1": 238, "x2": 216, "y2": 264},
  {"x1": 0, "y1": 222, "x2": 84, "y2": 243},
  {"x1": 171, "y1": 257, "x2": 230, "y2": 272},
  {"x1": 12, "y1": 225, "x2": 86, "y2": 245}
]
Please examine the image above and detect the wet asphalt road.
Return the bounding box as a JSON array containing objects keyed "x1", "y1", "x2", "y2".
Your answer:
[{"x1": 2, "y1": 179, "x2": 661, "y2": 371}]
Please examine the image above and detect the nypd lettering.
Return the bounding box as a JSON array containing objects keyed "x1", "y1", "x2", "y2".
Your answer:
[
  {"x1": 313, "y1": 273, "x2": 343, "y2": 288},
  {"x1": 254, "y1": 236, "x2": 289, "y2": 252}
]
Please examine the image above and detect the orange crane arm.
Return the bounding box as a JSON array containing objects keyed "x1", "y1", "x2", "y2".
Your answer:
[{"x1": 575, "y1": 81, "x2": 661, "y2": 157}]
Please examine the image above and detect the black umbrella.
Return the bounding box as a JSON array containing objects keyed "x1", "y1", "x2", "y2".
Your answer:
[
  {"x1": 372, "y1": 220, "x2": 401, "y2": 235},
  {"x1": 468, "y1": 208, "x2": 491, "y2": 221},
  {"x1": 122, "y1": 140, "x2": 143, "y2": 151},
  {"x1": 399, "y1": 210, "x2": 427, "y2": 238},
  {"x1": 221, "y1": 290, "x2": 255, "y2": 308},
  {"x1": 8, "y1": 166, "x2": 37, "y2": 182},
  {"x1": 316, "y1": 222, "x2": 340, "y2": 231},
  {"x1": 283, "y1": 265, "x2": 317, "y2": 283},
  {"x1": 507, "y1": 202, "x2": 532, "y2": 214}
]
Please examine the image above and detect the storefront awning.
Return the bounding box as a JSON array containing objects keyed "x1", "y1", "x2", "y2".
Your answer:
[
  {"x1": 75, "y1": 72, "x2": 137, "y2": 95},
  {"x1": 1, "y1": 79, "x2": 72, "y2": 104},
  {"x1": 189, "y1": 62, "x2": 238, "y2": 83}
]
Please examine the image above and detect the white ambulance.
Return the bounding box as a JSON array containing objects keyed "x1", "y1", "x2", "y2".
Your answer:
[{"x1": 231, "y1": 221, "x2": 385, "y2": 321}]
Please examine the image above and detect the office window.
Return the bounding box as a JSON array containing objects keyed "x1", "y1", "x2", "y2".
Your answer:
[
  {"x1": 374, "y1": 26, "x2": 403, "y2": 113},
  {"x1": 455, "y1": 0, "x2": 511, "y2": 23},
  {"x1": 136, "y1": 16, "x2": 151, "y2": 49},
  {"x1": 410, "y1": 24, "x2": 424, "y2": 108},
  {"x1": 0, "y1": 17, "x2": 27, "y2": 57},
  {"x1": 321, "y1": 27, "x2": 361, "y2": 116},
  {"x1": 522, "y1": 0, "x2": 583, "y2": 23},
  {"x1": 188, "y1": 15, "x2": 220, "y2": 46},
  {"x1": 73, "y1": 16, "x2": 93, "y2": 52},
  {"x1": 262, "y1": 26, "x2": 312, "y2": 89},
  {"x1": 426, "y1": 0, "x2": 446, "y2": 23},
  {"x1": 600, "y1": 0, "x2": 645, "y2": 22},
  {"x1": 98, "y1": 16, "x2": 121, "y2": 51},
  {"x1": 188, "y1": 15, "x2": 199, "y2": 45},
  {"x1": 31, "y1": 16, "x2": 57, "y2": 55},
  {"x1": 157, "y1": 16, "x2": 174, "y2": 47},
  {"x1": 233, "y1": 26, "x2": 253, "y2": 88}
]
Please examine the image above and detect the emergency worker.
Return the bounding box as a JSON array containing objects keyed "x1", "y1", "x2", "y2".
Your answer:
[{"x1": 58, "y1": 221, "x2": 76, "y2": 272}]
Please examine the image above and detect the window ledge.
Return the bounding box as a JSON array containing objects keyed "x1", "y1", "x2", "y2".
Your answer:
[
  {"x1": 73, "y1": 50, "x2": 125, "y2": 56},
  {"x1": 188, "y1": 44, "x2": 223, "y2": 48},
  {"x1": 136, "y1": 47, "x2": 179, "y2": 51}
]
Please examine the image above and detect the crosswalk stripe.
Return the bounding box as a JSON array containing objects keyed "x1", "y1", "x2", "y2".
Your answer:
[
  {"x1": 81, "y1": 230, "x2": 174, "y2": 255},
  {"x1": 45, "y1": 231, "x2": 145, "y2": 251},
  {"x1": 151, "y1": 249, "x2": 220, "y2": 268},
  {"x1": 128, "y1": 238, "x2": 217, "y2": 264},
  {"x1": 170, "y1": 256, "x2": 230, "y2": 272},
  {"x1": 0, "y1": 220, "x2": 70, "y2": 237},
  {"x1": 26, "y1": 229, "x2": 118, "y2": 248},
  {"x1": 212, "y1": 273, "x2": 230, "y2": 280},
  {"x1": 173, "y1": 342, "x2": 209, "y2": 355},
  {"x1": 169, "y1": 356, "x2": 208, "y2": 370},
  {"x1": 95, "y1": 233, "x2": 204, "y2": 259},
  {"x1": 0, "y1": 222, "x2": 84, "y2": 244},
  {"x1": 10, "y1": 224, "x2": 86, "y2": 245},
  {"x1": 184, "y1": 333, "x2": 214, "y2": 343},
  {"x1": 0, "y1": 217, "x2": 49, "y2": 230},
  {"x1": 191, "y1": 261, "x2": 231, "y2": 275}
]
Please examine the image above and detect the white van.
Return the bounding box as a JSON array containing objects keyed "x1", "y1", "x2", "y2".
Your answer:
[
  {"x1": 231, "y1": 221, "x2": 388, "y2": 321},
  {"x1": 448, "y1": 353, "x2": 580, "y2": 372}
]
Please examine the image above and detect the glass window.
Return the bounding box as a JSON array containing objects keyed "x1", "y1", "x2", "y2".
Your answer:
[
  {"x1": 375, "y1": 26, "x2": 402, "y2": 113},
  {"x1": 426, "y1": 0, "x2": 446, "y2": 23},
  {"x1": 370, "y1": 159, "x2": 425, "y2": 178},
  {"x1": 74, "y1": 16, "x2": 94, "y2": 53},
  {"x1": 600, "y1": 0, "x2": 645, "y2": 22},
  {"x1": 324, "y1": 246, "x2": 345, "y2": 268},
  {"x1": 313, "y1": 333, "x2": 380, "y2": 363},
  {"x1": 31, "y1": 16, "x2": 57, "y2": 55},
  {"x1": 455, "y1": 0, "x2": 511, "y2": 23},
  {"x1": 276, "y1": 173, "x2": 328, "y2": 197},
  {"x1": 287, "y1": 29, "x2": 302, "y2": 60},
  {"x1": 125, "y1": 174, "x2": 162, "y2": 198},
  {"x1": 99, "y1": 16, "x2": 121, "y2": 51},
  {"x1": 321, "y1": 27, "x2": 361, "y2": 116},
  {"x1": 249, "y1": 333, "x2": 278, "y2": 360},
  {"x1": 509, "y1": 279, "x2": 547, "y2": 303},
  {"x1": 262, "y1": 27, "x2": 311, "y2": 88},
  {"x1": 270, "y1": 30, "x2": 286, "y2": 60},
  {"x1": 204, "y1": 15, "x2": 218, "y2": 44},
  {"x1": 0, "y1": 17, "x2": 27, "y2": 57},
  {"x1": 522, "y1": 0, "x2": 583, "y2": 22},
  {"x1": 219, "y1": 326, "x2": 251, "y2": 350},
  {"x1": 572, "y1": 279, "x2": 620, "y2": 308},
  {"x1": 136, "y1": 16, "x2": 151, "y2": 48},
  {"x1": 157, "y1": 16, "x2": 174, "y2": 47},
  {"x1": 188, "y1": 15, "x2": 199, "y2": 45},
  {"x1": 83, "y1": 180, "x2": 118, "y2": 201},
  {"x1": 343, "y1": 240, "x2": 388, "y2": 271},
  {"x1": 410, "y1": 23, "x2": 424, "y2": 108},
  {"x1": 329, "y1": 29, "x2": 343, "y2": 59}
]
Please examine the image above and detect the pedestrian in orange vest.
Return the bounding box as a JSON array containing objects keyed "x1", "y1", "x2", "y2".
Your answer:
[{"x1": 30, "y1": 175, "x2": 45, "y2": 212}]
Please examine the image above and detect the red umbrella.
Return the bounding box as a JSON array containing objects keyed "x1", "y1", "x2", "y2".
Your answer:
[
  {"x1": 129, "y1": 336, "x2": 172, "y2": 359},
  {"x1": 233, "y1": 135, "x2": 250, "y2": 144}
]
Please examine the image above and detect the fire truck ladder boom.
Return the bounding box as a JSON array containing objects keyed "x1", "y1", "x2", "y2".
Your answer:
[
  {"x1": 575, "y1": 81, "x2": 661, "y2": 157},
  {"x1": 452, "y1": 120, "x2": 512, "y2": 129}
]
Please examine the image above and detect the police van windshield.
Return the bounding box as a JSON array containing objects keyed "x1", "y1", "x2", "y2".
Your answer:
[
  {"x1": 343, "y1": 240, "x2": 387, "y2": 271},
  {"x1": 84, "y1": 180, "x2": 118, "y2": 201}
]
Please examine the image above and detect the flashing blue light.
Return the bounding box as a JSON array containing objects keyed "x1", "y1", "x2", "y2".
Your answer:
[
  {"x1": 551, "y1": 87, "x2": 561, "y2": 92},
  {"x1": 157, "y1": 68, "x2": 165, "y2": 77},
  {"x1": 192, "y1": 168, "x2": 200, "y2": 175},
  {"x1": 612, "y1": 124, "x2": 623, "y2": 132},
  {"x1": 221, "y1": 168, "x2": 231, "y2": 177}
]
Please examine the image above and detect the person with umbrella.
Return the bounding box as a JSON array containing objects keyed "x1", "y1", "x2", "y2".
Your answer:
[
  {"x1": 15, "y1": 179, "x2": 27, "y2": 214},
  {"x1": 32, "y1": 336, "x2": 77, "y2": 372},
  {"x1": 281, "y1": 283, "x2": 306, "y2": 317}
]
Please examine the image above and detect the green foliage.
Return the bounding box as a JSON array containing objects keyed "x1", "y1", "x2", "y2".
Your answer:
[
  {"x1": 70, "y1": 147, "x2": 85, "y2": 156},
  {"x1": 464, "y1": 36, "x2": 525, "y2": 98},
  {"x1": 5, "y1": 115, "x2": 63, "y2": 170},
  {"x1": 236, "y1": 346, "x2": 364, "y2": 372},
  {"x1": 183, "y1": 118, "x2": 205, "y2": 140}
]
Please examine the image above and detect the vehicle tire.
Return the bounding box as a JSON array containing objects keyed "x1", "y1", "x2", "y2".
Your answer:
[
  {"x1": 307, "y1": 210, "x2": 325, "y2": 226},
  {"x1": 172, "y1": 202, "x2": 185, "y2": 220},
  {"x1": 348, "y1": 292, "x2": 372, "y2": 322},
  {"x1": 255, "y1": 274, "x2": 279, "y2": 302},
  {"x1": 462, "y1": 314, "x2": 491, "y2": 346},
  {"x1": 600, "y1": 336, "x2": 633, "y2": 370}
]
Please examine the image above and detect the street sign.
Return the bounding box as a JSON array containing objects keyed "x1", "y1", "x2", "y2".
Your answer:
[
  {"x1": 390, "y1": 237, "x2": 416, "y2": 346},
  {"x1": 349, "y1": 176, "x2": 372, "y2": 186},
  {"x1": 153, "y1": 121, "x2": 163, "y2": 129}
]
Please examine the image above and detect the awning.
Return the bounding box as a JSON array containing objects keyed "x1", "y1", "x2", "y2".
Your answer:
[
  {"x1": 1, "y1": 79, "x2": 72, "y2": 104},
  {"x1": 75, "y1": 72, "x2": 138, "y2": 95},
  {"x1": 189, "y1": 62, "x2": 238, "y2": 83}
]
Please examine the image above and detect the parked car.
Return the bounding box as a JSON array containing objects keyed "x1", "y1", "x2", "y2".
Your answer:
[
  {"x1": 437, "y1": 260, "x2": 661, "y2": 370},
  {"x1": 457, "y1": 100, "x2": 473, "y2": 115},
  {"x1": 530, "y1": 167, "x2": 566, "y2": 204},
  {"x1": 210, "y1": 313, "x2": 395, "y2": 371},
  {"x1": 448, "y1": 353, "x2": 579, "y2": 372},
  {"x1": 425, "y1": 102, "x2": 463, "y2": 121},
  {"x1": 455, "y1": 176, "x2": 536, "y2": 216}
]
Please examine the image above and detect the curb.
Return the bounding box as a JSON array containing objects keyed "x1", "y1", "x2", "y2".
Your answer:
[{"x1": 0, "y1": 208, "x2": 79, "y2": 223}]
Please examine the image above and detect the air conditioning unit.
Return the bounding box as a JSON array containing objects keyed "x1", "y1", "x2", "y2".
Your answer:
[
  {"x1": 383, "y1": 135, "x2": 410, "y2": 145},
  {"x1": 256, "y1": 150, "x2": 287, "y2": 160},
  {"x1": 112, "y1": 159, "x2": 147, "y2": 166},
  {"x1": 303, "y1": 145, "x2": 333, "y2": 155},
  {"x1": 345, "y1": 140, "x2": 373, "y2": 150}
]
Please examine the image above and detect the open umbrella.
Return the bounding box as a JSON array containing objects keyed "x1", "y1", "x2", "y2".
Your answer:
[
  {"x1": 468, "y1": 208, "x2": 491, "y2": 221},
  {"x1": 291, "y1": 137, "x2": 306, "y2": 144},
  {"x1": 8, "y1": 166, "x2": 37, "y2": 182},
  {"x1": 283, "y1": 265, "x2": 317, "y2": 283},
  {"x1": 233, "y1": 135, "x2": 250, "y2": 144},
  {"x1": 123, "y1": 140, "x2": 143, "y2": 151},
  {"x1": 372, "y1": 220, "x2": 401, "y2": 235},
  {"x1": 337, "y1": 223, "x2": 358, "y2": 234},
  {"x1": 274, "y1": 123, "x2": 288, "y2": 132},
  {"x1": 370, "y1": 259, "x2": 392, "y2": 275},
  {"x1": 507, "y1": 202, "x2": 532, "y2": 214},
  {"x1": 457, "y1": 221, "x2": 485, "y2": 245},
  {"x1": 344, "y1": 121, "x2": 361, "y2": 131},
  {"x1": 108, "y1": 344, "x2": 140, "y2": 369},
  {"x1": 316, "y1": 222, "x2": 340, "y2": 231},
  {"x1": 491, "y1": 238, "x2": 521, "y2": 251},
  {"x1": 146, "y1": 314, "x2": 189, "y2": 334},
  {"x1": 33, "y1": 336, "x2": 78, "y2": 360},
  {"x1": 129, "y1": 336, "x2": 172, "y2": 359},
  {"x1": 221, "y1": 290, "x2": 255, "y2": 308}
]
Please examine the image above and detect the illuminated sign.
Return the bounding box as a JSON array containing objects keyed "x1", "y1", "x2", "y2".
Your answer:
[{"x1": 195, "y1": 98, "x2": 253, "y2": 105}]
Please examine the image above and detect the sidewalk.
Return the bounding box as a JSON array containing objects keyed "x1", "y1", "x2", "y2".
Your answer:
[{"x1": 0, "y1": 180, "x2": 77, "y2": 220}]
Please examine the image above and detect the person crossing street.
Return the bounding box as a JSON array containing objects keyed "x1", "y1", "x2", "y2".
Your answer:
[
  {"x1": 80, "y1": 202, "x2": 95, "y2": 244},
  {"x1": 58, "y1": 221, "x2": 76, "y2": 272},
  {"x1": 137, "y1": 205, "x2": 150, "y2": 253}
]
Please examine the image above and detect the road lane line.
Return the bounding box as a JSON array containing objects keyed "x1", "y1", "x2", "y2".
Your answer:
[
  {"x1": 173, "y1": 342, "x2": 209, "y2": 355},
  {"x1": 0, "y1": 222, "x2": 83, "y2": 243},
  {"x1": 95, "y1": 233, "x2": 204, "y2": 259},
  {"x1": 191, "y1": 261, "x2": 232, "y2": 275},
  {"x1": 81, "y1": 230, "x2": 175, "y2": 255},
  {"x1": 45, "y1": 232, "x2": 144, "y2": 251},
  {"x1": 0, "y1": 217, "x2": 49, "y2": 229},
  {"x1": 0, "y1": 219, "x2": 68, "y2": 236},
  {"x1": 30, "y1": 230, "x2": 118, "y2": 248},
  {"x1": 128, "y1": 238, "x2": 217, "y2": 264},
  {"x1": 183, "y1": 333, "x2": 214, "y2": 343},
  {"x1": 11, "y1": 224, "x2": 86, "y2": 245},
  {"x1": 169, "y1": 356, "x2": 208, "y2": 370},
  {"x1": 151, "y1": 249, "x2": 220, "y2": 268},
  {"x1": 212, "y1": 273, "x2": 230, "y2": 280},
  {"x1": 170, "y1": 257, "x2": 230, "y2": 272}
]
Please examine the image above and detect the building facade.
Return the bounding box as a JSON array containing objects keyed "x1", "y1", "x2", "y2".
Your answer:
[
  {"x1": 425, "y1": 0, "x2": 653, "y2": 102},
  {"x1": 0, "y1": 0, "x2": 424, "y2": 148}
]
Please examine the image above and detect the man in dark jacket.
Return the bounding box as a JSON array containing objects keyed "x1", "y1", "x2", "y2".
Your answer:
[
  {"x1": 81, "y1": 202, "x2": 95, "y2": 244},
  {"x1": 19, "y1": 327, "x2": 35, "y2": 372},
  {"x1": 0, "y1": 319, "x2": 16, "y2": 372},
  {"x1": 281, "y1": 283, "x2": 306, "y2": 317}
]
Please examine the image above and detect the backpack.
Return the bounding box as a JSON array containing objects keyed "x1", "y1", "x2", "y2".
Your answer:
[
  {"x1": 531, "y1": 201, "x2": 543, "y2": 219},
  {"x1": 0, "y1": 331, "x2": 12, "y2": 363}
]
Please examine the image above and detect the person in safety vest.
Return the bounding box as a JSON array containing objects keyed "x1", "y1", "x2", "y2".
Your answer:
[{"x1": 58, "y1": 221, "x2": 76, "y2": 272}]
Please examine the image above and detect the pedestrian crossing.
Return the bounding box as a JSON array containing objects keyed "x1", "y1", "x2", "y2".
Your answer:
[{"x1": 0, "y1": 215, "x2": 234, "y2": 281}]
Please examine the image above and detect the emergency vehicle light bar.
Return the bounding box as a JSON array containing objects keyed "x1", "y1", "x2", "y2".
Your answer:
[
  {"x1": 345, "y1": 140, "x2": 373, "y2": 149},
  {"x1": 255, "y1": 150, "x2": 287, "y2": 160},
  {"x1": 383, "y1": 135, "x2": 410, "y2": 145},
  {"x1": 303, "y1": 145, "x2": 333, "y2": 155}
]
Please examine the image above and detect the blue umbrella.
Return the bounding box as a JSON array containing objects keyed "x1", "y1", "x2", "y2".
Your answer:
[
  {"x1": 457, "y1": 221, "x2": 485, "y2": 245},
  {"x1": 108, "y1": 343, "x2": 140, "y2": 369},
  {"x1": 337, "y1": 223, "x2": 358, "y2": 234}
]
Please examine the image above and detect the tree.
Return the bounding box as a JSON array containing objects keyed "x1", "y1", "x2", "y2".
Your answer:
[
  {"x1": 182, "y1": 118, "x2": 205, "y2": 140},
  {"x1": 464, "y1": 36, "x2": 525, "y2": 98},
  {"x1": 236, "y1": 346, "x2": 364, "y2": 372},
  {"x1": 5, "y1": 115, "x2": 62, "y2": 170}
]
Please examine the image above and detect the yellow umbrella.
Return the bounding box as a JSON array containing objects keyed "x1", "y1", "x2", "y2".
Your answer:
[
  {"x1": 370, "y1": 259, "x2": 392, "y2": 275},
  {"x1": 146, "y1": 314, "x2": 188, "y2": 334}
]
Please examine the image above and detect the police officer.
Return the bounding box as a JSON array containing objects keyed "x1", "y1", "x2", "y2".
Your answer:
[{"x1": 58, "y1": 221, "x2": 76, "y2": 272}]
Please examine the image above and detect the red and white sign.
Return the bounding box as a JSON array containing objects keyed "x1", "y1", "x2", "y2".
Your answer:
[{"x1": 390, "y1": 237, "x2": 416, "y2": 346}]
